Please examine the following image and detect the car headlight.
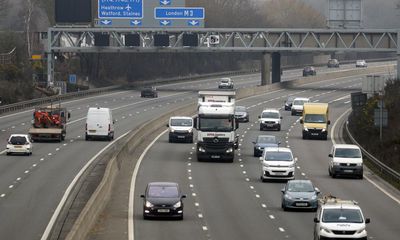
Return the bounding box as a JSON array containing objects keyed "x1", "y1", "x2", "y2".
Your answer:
[
  {"x1": 356, "y1": 162, "x2": 363, "y2": 166},
  {"x1": 288, "y1": 164, "x2": 295, "y2": 168},
  {"x1": 145, "y1": 201, "x2": 154, "y2": 208},
  {"x1": 304, "y1": 127, "x2": 308, "y2": 131},
  {"x1": 356, "y1": 227, "x2": 366, "y2": 234},
  {"x1": 284, "y1": 194, "x2": 292, "y2": 200},
  {"x1": 173, "y1": 201, "x2": 182, "y2": 208},
  {"x1": 321, "y1": 128, "x2": 326, "y2": 132},
  {"x1": 226, "y1": 148, "x2": 233, "y2": 153},
  {"x1": 170, "y1": 129, "x2": 175, "y2": 133},
  {"x1": 320, "y1": 226, "x2": 332, "y2": 233},
  {"x1": 188, "y1": 128, "x2": 193, "y2": 133},
  {"x1": 257, "y1": 146, "x2": 262, "y2": 150},
  {"x1": 263, "y1": 162, "x2": 270, "y2": 167},
  {"x1": 311, "y1": 195, "x2": 317, "y2": 200},
  {"x1": 333, "y1": 162, "x2": 340, "y2": 166},
  {"x1": 198, "y1": 147, "x2": 206, "y2": 152}
]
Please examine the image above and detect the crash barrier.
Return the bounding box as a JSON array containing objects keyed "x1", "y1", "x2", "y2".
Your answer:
[
  {"x1": 345, "y1": 121, "x2": 400, "y2": 186},
  {"x1": 55, "y1": 63, "x2": 398, "y2": 240}
]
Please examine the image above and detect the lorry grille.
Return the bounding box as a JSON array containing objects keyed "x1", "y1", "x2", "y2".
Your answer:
[{"x1": 203, "y1": 138, "x2": 229, "y2": 143}]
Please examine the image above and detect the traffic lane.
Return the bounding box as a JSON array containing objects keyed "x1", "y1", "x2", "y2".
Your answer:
[
  {"x1": 288, "y1": 100, "x2": 400, "y2": 239},
  {"x1": 0, "y1": 91, "x2": 198, "y2": 239},
  {"x1": 134, "y1": 134, "x2": 206, "y2": 240}
]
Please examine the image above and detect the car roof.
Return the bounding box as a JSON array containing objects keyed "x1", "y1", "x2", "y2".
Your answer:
[
  {"x1": 293, "y1": 97, "x2": 310, "y2": 101},
  {"x1": 9, "y1": 134, "x2": 29, "y2": 138},
  {"x1": 287, "y1": 179, "x2": 312, "y2": 184},
  {"x1": 262, "y1": 108, "x2": 279, "y2": 113},
  {"x1": 170, "y1": 116, "x2": 192, "y2": 120},
  {"x1": 264, "y1": 147, "x2": 292, "y2": 153},
  {"x1": 148, "y1": 182, "x2": 179, "y2": 187},
  {"x1": 333, "y1": 144, "x2": 360, "y2": 149}
]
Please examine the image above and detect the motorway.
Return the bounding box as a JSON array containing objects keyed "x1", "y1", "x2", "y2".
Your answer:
[{"x1": 0, "y1": 62, "x2": 397, "y2": 240}]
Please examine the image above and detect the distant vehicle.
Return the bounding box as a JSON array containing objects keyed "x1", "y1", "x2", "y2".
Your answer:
[
  {"x1": 141, "y1": 86, "x2": 158, "y2": 98},
  {"x1": 260, "y1": 147, "x2": 295, "y2": 181},
  {"x1": 300, "y1": 103, "x2": 330, "y2": 140},
  {"x1": 328, "y1": 144, "x2": 363, "y2": 179},
  {"x1": 291, "y1": 97, "x2": 310, "y2": 116},
  {"x1": 234, "y1": 106, "x2": 249, "y2": 123},
  {"x1": 314, "y1": 196, "x2": 370, "y2": 240},
  {"x1": 327, "y1": 59, "x2": 340, "y2": 68},
  {"x1": 259, "y1": 109, "x2": 282, "y2": 131},
  {"x1": 252, "y1": 135, "x2": 279, "y2": 157},
  {"x1": 29, "y1": 106, "x2": 70, "y2": 142},
  {"x1": 303, "y1": 66, "x2": 317, "y2": 76},
  {"x1": 218, "y1": 78, "x2": 234, "y2": 89},
  {"x1": 167, "y1": 116, "x2": 193, "y2": 143},
  {"x1": 281, "y1": 180, "x2": 320, "y2": 211},
  {"x1": 140, "y1": 182, "x2": 186, "y2": 220},
  {"x1": 6, "y1": 134, "x2": 32, "y2": 156},
  {"x1": 284, "y1": 96, "x2": 296, "y2": 111},
  {"x1": 85, "y1": 107, "x2": 115, "y2": 141},
  {"x1": 356, "y1": 59, "x2": 367, "y2": 68}
]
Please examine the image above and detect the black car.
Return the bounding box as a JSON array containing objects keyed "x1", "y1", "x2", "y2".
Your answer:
[
  {"x1": 284, "y1": 96, "x2": 296, "y2": 111},
  {"x1": 141, "y1": 86, "x2": 158, "y2": 98},
  {"x1": 141, "y1": 182, "x2": 186, "y2": 220},
  {"x1": 327, "y1": 59, "x2": 340, "y2": 68},
  {"x1": 234, "y1": 106, "x2": 249, "y2": 123},
  {"x1": 252, "y1": 135, "x2": 279, "y2": 157},
  {"x1": 302, "y1": 66, "x2": 316, "y2": 76}
]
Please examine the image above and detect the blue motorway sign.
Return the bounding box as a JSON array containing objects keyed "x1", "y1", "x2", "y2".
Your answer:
[
  {"x1": 154, "y1": 7, "x2": 205, "y2": 19},
  {"x1": 69, "y1": 74, "x2": 77, "y2": 84},
  {"x1": 98, "y1": 0, "x2": 143, "y2": 19}
]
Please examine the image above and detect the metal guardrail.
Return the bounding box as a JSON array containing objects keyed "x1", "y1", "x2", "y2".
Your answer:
[{"x1": 345, "y1": 119, "x2": 400, "y2": 185}]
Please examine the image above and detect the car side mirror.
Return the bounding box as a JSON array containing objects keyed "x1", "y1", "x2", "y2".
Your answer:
[
  {"x1": 113, "y1": 120, "x2": 115, "y2": 124},
  {"x1": 280, "y1": 116, "x2": 283, "y2": 119},
  {"x1": 328, "y1": 154, "x2": 333, "y2": 158},
  {"x1": 314, "y1": 217, "x2": 319, "y2": 223},
  {"x1": 166, "y1": 124, "x2": 169, "y2": 127},
  {"x1": 140, "y1": 194, "x2": 145, "y2": 198},
  {"x1": 68, "y1": 112, "x2": 71, "y2": 119},
  {"x1": 252, "y1": 141, "x2": 256, "y2": 144},
  {"x1": 365, "y1": 218, "x2": 370, "y2": 224},
  {"x1": 259, "y1": 157, "x2": 263, "y2": 161},
  {"x1": 281, "y1": 188, "x2": 285, "y2": 193},
  {"x1": 300, "y1": 119, "x2": 304, "y2": 124},
  {"x1": 182, "y1": 194, "x2": 187, "y2": 199},
  {"x1": 327, "y1": 120, "x2": 331, "y2": 125},
  {"x1": 258, "y1": 116, "x2": 261, "y2": 119},
  {"x1": 315, "y1": 188, "x2": 320, "y2": 194}
]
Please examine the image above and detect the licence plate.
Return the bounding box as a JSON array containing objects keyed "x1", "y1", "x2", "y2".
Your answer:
[
  {"x1": 14, "y1": 146, "x2": 22, "y2": 148},
  {"x1": 296, "y1": 203, "x2": 308, "y2": 207},
  {"x1": 266, "y1": 124, "x2": 274, "y2": 127},
  {"x1": 177, "y1": 136, "x2": 185, "y2": 139},
  {"x1": 157, "y1": 209, "x2": 170, "y2": 213},
  {"x1": 344, "y1": 170, "x2": 353, "y2": 173},
  {"x1": 89, "y1": 130, "x2": 96, "y2": 133},
  {"x1": 211, "y1": 155, "x2": 220, "y2": 159},
  {"x1": 311, "y1": 133, "x2": 319, "y2": 136}
]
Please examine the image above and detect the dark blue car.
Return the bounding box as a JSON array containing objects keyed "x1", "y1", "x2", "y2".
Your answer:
[{"x1": 252, "y1": 135, "x2": 279, "y2": 157}]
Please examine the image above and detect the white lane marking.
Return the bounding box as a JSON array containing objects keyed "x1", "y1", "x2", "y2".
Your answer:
[
  {"x1": 0, "y1": 194, "x2": 5, "y2": 197},
  {"x1": 269, "y1": 215, "x2": 275, "y2": 219},
  {"x1": 255, "y1": 194, "x2": 260, "y2": 198},
  {"x1": 262, "y1": 204, "x2": 267, "y2": 208},
  {"x1": 195, "y1": 202, "x2": 199, "y2": 207},
  {"x1": 9, "y1": 185, "x2": 14, "y2": 188},
  {"x1": 128, "y1": 129, "x2": 168, "y2": 240},
  {"x1": 331, "y1": 108, "x2": 400, "y2": 205},
  {"x1": 198, "y1": 213, "x2": 203, "y2": 218},
  {"x1": 41, "y1": 131, "x2": 131, "y2": 240},
  {"x1": 17, "y1": 177, "x2": 21, "y2": 181},
  {"x1": 24, "y1": 170, "x2": 29, "y2": 174},
  {"x1": 192, "y1": 193, "x2": 197, "y2": 197},
  {"x1": 245, "y1": 178, "x2": 250, "y2": 182},
  {"x1": 202, "y1": 226, "x2": 208, "y2": 231},
  {"x1": 279, "y1": 227, "x2": 285, "y2": 232}
]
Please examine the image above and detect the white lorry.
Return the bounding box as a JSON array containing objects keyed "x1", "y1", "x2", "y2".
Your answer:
[{"x1": 194, "y1": 91, "x2": 239, "y2": 162}]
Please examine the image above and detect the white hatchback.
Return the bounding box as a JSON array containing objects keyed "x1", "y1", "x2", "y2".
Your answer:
[
  {"x1": 260, "y1": 147, "x2": 295, "y2": 181},
  {"x1": 291, "y1": 97, "x2": 310, "y2": 116},
  {"x1": 6, "y1": 134, "x2": 32, "y2": 156}
]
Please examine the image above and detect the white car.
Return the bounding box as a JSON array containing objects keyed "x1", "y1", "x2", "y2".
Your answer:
[
  {"x1": 260, "y1": 147, "x2": 295, "y2": 181},
  {"x1": 291, "y1": 97, "x2": 310, "y2": 116},
  {"x1": 355, "y1": 60, "x2": 367, "y2": 68},
  {"x1": 6, "y1": 134, "x2": 32, "y2": 156},
  {"x1": 218, "y1": 78, "x2": 234, "y2": 89},
  {"x1": 328, "y1": 144, "x2": 363, "y2": 179},
  {"x1": 259, "y1": 109, "x2": 282, "y2": 131},
  {"x1": 314, "y1": 196, "x2": 370, "y2": 240}
]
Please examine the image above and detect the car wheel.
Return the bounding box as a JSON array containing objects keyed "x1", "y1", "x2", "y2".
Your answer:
[
  {"x1": 328, "y1": 167, "x2": 332, "y2": 176},
  {"x1": 177, "y1": 215, "x2": 183, "y2": 220},
  {"x1": 6, "y1": 152, "x2": 11, "y2": 156},
  {"x1": 169, "y1": 137, "x2": 173, "y2": 143},
  {"x1": 259, "y1": 126, "x2": 263, "y2": 131},
  {"x1": 331, "y1": 172, "x2": 336, "y2": 178},
  {"x1": 253, "y1": 149, "x2": 258, "y2": 157},
  {"x1": 277, "y1": 125, "x2": 281, "y2": 131},
  {"x1": 358, "y1": 174, "x2": 363, "y2": 179},
  {"x1": 260, "y1": 176, "x2": 266, "y2": 182},
  {"x1": 302, "y1": 134, "x2": 307, "y2": 140},
  {"x1": 291, "y1": 111, "x2": 295, "y2": 116}
]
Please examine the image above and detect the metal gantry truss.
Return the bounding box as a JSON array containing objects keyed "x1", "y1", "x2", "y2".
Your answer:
[{"x1": 48, "y1": 27, "x2": 400, "y2": 53}]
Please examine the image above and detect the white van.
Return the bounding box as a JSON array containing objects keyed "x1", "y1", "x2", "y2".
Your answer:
[
  {"x1": 85, "y1": 107, "x2": 115, "y2": 141},
  {"x1": 167, "y1": 116, "x2": 194, "y2": 143},
  {"x1": 260, "y1": 147, "x2": 295, "y2": 181}
]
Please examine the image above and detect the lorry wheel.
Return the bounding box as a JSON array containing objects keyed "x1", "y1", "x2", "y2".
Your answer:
[
  {"x1": 6, "y1": 152, "x2": 10, "y2": 156},
  {"x1": 188, "y1": 138, "x2": 193, "y2": 144}
]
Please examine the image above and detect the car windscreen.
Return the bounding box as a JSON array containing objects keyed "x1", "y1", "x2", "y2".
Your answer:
[
  {"x1": 148, "y1": 186, "x2": 179, "y2": 198},
  {"x1": 257, "y1": 136, "x2": 276, "y2": 144},
  {"x1": 322, "y1": 209, "x2": 363, "y2": 223},
  {"x1": 221, "y1": 79, "x2": 229, "y2": 83},
  {"x1": 264, "y1": 152, "x2": 292, "y2": 161},
  {"x1": 334, "y1": 148, "x2": 362, "y2": 158},
  {"x1": 287, "y1": 181, "x2": 314, "y2": 192},
  {"x1": 171, "y1": 119, "x2": 192, "y2": 127},
  {"x1": 261, "y1": 112, "x2": 279, "y2": 119},
  {"x1": 293, "y1": 100, "x2": 306, "y2": 106},
  {"x1": 199, "y1": 117, "x2": 234, "y2": 132},
  {"x1": 235, "y1": 106, "x2": 246, "y2": 112},
  {"x1": 9, "y1": 136, "x2": 27, "y2": 145},
  {"x1": 304, "y1": 114, "x2": 326, "y2": 123}
]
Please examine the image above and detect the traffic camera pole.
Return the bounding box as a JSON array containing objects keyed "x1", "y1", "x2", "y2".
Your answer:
[{"x1": 397, "y1": 30, "x2": 400, "y2": 80}]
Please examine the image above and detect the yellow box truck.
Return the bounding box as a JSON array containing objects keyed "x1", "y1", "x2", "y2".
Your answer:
[{"x1": 300, "y1": 103, "x2": 330, "y2": 140}]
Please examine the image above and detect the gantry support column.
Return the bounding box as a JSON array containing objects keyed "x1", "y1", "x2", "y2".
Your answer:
[
  {"x1": 261, "y1": 52, "x2": 271, "y2": 86},
  {"x1": 272, "y1": 52, "x2": 281, "y2": 83}
]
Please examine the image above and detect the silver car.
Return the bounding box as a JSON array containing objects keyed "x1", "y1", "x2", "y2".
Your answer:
[{"x1": 281, "y1": 180, "x2": 320, "y2": 211}]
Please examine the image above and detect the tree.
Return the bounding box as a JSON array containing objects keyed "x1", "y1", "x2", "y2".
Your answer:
[{"x1": 0, "y1": 0, "x2": 9, "y2": 21}]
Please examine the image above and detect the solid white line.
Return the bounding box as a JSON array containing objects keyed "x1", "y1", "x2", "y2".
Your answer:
[
  {"x1": 128, "y1": 129, "x2": 168, "y2": 240},
  {"x1": 331, "y1": 108, "x2": 400, "y2": 205},
  {"x1": 40, "y1": 131, "x2": 131, "y2": 240}
]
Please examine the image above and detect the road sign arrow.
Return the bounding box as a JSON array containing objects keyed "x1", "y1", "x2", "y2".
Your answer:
[
  {"x1": 160, "y1": 20, "x2": 171, "y2": 26},
  {"x1": 160, "y1": 0, "x2": 171, "y2": 5},
  {"x1": 188, "y1": 20, "x2": 200, "y2": 26},
  {"x1": 131, "y1": 20, "x2": 142, "y2": 26},
  {"x1": 100, "y1": 20, "x2": 112, "y2": 25}
]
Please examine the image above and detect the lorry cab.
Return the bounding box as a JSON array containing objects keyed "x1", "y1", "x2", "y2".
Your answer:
[
  {"x1": 167, "y1": 116, "x2": 194, "y2": 143},
  {"x1": 300, "y1": 103, "x2": 330, "y2": 140},
  {"x1": 85, "y1": 107, "x2": 114, "y2": 141}
]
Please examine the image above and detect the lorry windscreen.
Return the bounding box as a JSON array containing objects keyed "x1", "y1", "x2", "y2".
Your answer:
[
  {"x1": 198, "y1": 117, "x2": 234, "y2": 132},
  {"x1": 304, "y1": 114, "x2": 326, "y2": 123}
]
